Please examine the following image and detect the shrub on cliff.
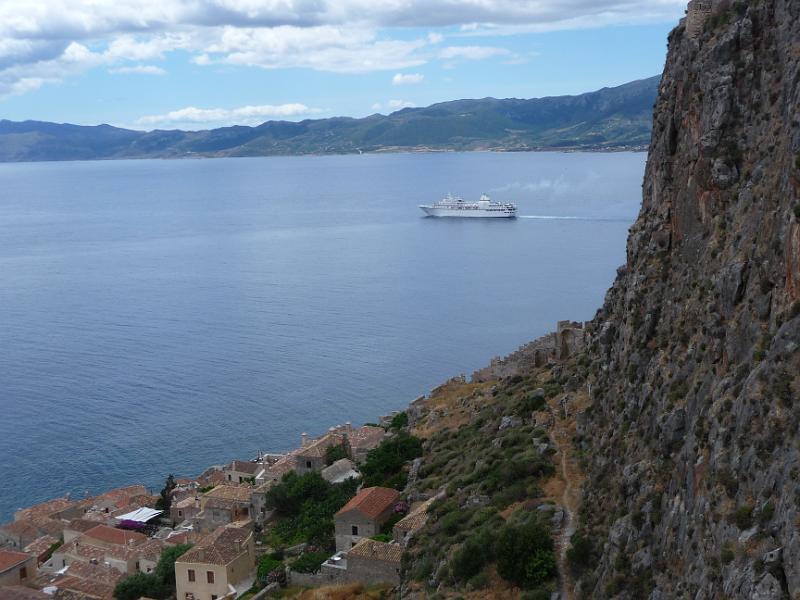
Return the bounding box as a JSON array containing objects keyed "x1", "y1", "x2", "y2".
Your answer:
[
  {"x1": 360, "y1": 431, "x2": 423, "y2": 489},
  {"x1": 495, "y1": 517, "x2": 556, "y2": 589}
]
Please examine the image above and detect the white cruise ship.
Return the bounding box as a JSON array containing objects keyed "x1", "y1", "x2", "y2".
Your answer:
[{"x1": 419, "y1": 193, "x2": 517, "y2": 218}]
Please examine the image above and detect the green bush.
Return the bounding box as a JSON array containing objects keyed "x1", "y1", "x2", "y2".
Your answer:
[
  {"x1": 495, "y1": 517, "x2": 556, "y2": 589},
  {"x1": 371, "y1": 533, "x2": 392, "y2": 542},
  {"x1": 361, "y1": 431, "x2": 423, "y2": 489},
  {"x1": 566, "y1": 532, "x2": 597, "y2": 575},
  {"x1": 290, "y1": 551, "x2": 329, "y2": 574},
  {"x1": 257, "y1": 555, "x2": 283, "y2": 579},
  {"x1": 114, "y1": 543, "x2": 191, "y2": 600},
  {"x1": 516, "y1": 394, "x2": 546, "y2": 415},
  {"x1": 325, "y1": 444, "x2": 349, "y2": 466},
  {"x1": 114, "y1": 573, "x2": 165, "y2": 600},
  {"x1": 451, "y1": 531, "x2": 494, "y2": 582},
  {"x1": 266, "y1": 472, "x2": 358, "y2": 547},
  {"x1": 730, "y1": 504, "x2": 754, "y2": 530},
  {"x1": 390, "y1": 412, "x2": 409, "y2": 429}
]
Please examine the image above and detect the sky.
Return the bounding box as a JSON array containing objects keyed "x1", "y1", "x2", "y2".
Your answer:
[{"x1": 0, "y1": 0, "x2": 688, "y2": 130}]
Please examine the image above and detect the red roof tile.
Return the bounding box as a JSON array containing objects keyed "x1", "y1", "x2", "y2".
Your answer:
[
  {"x1": 335, "y1": 487, "x2": 400, "y2": 520},
  {"x1": 0, "y1": 550, "x2": 33, "y2": 573},
  {"x1": 83, "y1": 525, "x2": 147, "y2": 547}
]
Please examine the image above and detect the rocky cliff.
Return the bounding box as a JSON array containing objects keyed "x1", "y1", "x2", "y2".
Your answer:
[{"x1": 575, "y1": 1, "x2": 800, "y2": 598}]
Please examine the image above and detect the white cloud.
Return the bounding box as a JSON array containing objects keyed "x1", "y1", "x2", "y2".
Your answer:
[
  {"x1": 109, "y1": 64, "x2": 167, "y2": 75},
  {"x1": 0, "y1": 0, "x2": 686, "y2": 96},
  {"x1": 392, "y1": 72, "x2": 423, "y2": 85},
  {"x1": 439, "y1": 45, "x2": 511, "y2": 61},
  {"x1": 136, "y1": 103, "x2": 322, "y2": 128}
]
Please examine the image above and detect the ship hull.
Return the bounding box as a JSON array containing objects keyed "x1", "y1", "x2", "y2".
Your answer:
[{"x1": 420, "y1": 206, "x2": 516, "y2": 218}]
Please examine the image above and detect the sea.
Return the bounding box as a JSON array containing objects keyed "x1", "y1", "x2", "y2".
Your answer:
[{"x1": 0, "y1": 151, "x2": 645, "y2": 521}]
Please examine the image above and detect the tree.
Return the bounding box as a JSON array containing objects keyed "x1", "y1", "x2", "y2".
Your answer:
[
  {"x1": 155, "y1": 543, "x2": 192, "y2": 588},
  {"x1": 496, "y1": 518, "x2": 556, "y2": 589},
  {"x1": 390, "y1": 412, "x2": 409, "y2": 429},
  {"x1": 113, "y1": 543, "x2": 191, "y2": 600},
  {"x1": 155, "y1": 474, "x2": 176, "y2": 512},
  {"x1": 325, "y1": 444, "x2": 349, "y2": 466},
  {"x1": 360, "y1": 432, "x2": 423, "y2": 489},
  {"x1": 113, "y1": 573, "x2": 165, "y2": 600}
]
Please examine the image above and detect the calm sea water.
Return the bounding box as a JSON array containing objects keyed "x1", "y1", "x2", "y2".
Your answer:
[{"x1": 0, "y1": 151, "x2": 644, "y2": 520}]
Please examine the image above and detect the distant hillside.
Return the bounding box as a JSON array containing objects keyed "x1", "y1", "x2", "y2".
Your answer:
[{"x1": 0, "y1": 76, "x2": 659, "y2": 162}]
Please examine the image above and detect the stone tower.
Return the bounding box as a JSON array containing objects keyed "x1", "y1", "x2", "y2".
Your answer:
[{"x1": 686, "y1": 0, "x2": 713, "y2": 38}]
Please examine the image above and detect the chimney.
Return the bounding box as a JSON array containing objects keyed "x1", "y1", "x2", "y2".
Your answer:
[
  {"x1": 301, "y1": 433, "x2": 308, "y2": 447},
  {"x1": 345, "y1": 422, "x2": 352, "y2": 434}
]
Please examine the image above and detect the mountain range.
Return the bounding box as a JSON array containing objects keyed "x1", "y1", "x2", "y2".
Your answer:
[{"x1": 0, "y1": 76, "x2": 659, "y2": 162}]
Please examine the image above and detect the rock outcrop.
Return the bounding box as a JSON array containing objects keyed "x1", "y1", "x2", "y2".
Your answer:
[{"x1": 575, "y1": 1, "x2": 800, "y2": 598}]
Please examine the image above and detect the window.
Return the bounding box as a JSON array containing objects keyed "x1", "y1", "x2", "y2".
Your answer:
[
  {"x1": 207, "y1": 571, "x2": 215, "y2": 584},
  {"x1": 306, "y1": 461, "x2": 312, "y2": 469},
  {"x1": 188, "y1": 569, "x2": 195, "y2": 582},
  {"x1": 227, "y1": 475, "x2": 231, "y2": 481},
  {"x1": 135, "y1": 561, "x2": 140, "y2": 571},
  {"x1": 185, "y1": 594, "x2": 194, "y2": 600},
  {"x1": 351, "y1": 525, "x2": 358, "y2": 536},
  {"x1": 178, "y1": 511, "x2": 183, "y2": 517},
  {"x1": 20, "y1": 567, "x2": 27, "y2": 579},
  {"x1": 212, "y1": 596, "x2": 218, "y2": 600}
]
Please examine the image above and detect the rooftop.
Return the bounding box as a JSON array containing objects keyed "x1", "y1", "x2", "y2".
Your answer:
[
  {"x1": 393, "y1": 497, "x2": 435, "y2": 532},
  {"x1": 228, "y1": 461, "x2": 259, "y2": 475},
  {"x1": 0, "y1": 587, "x2": 50, "y2": 600},
  {"x1": 24, "y1": 535, "x2": 59, "y2": 557},
  {"x1": 0, "y1": 550, "x2": 33, "y2": 573},
  {"x1": 83, "y1": 525, "x2": 147, "y2": 547},
  {"x1": 335, "y1": 487, "x2": 400, "y2": 520},
  {"x1": 53, "y1": 574, "x2": 115, "y2": 600},
  {"x1": 203, "y1": 485, "x2": 252, "y2": 503},
  {"x1": 347, "y1": 426, "x2": 385, "y2": 449},
  {"x1": 66, "y1": 520, "x2": 100, "y2": 534},
  {"x1": 347, "y1": 539, "x2": 402, "y2": 563},
  {"x1": 177, "y1": 524, "x2": 251, "y2": 566},
  {"x1": 297, "y1": 432, "x2": 343, "y2": 459},
  {"x1": 64, "y1": 561, "x2": 124, "y2": 586},
  {"x1": 14, "y1": 498, "x2": 75, "y2": 522}
]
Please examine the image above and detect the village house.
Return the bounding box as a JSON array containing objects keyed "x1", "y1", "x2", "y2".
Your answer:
[
  {"x1": 175, "y1": 523, "x2": 255, "y2": 600},
  {"x1": 0, "y1": 586, "x2": 49, "y2": 600},
  {"x1": 338, "y1": 425, "x2": 386, "y2": 464},
  {"x1": 0, "y1": 550, "x2": 37, "y2": 587},
  {"x1": 22, "y1": 536, "x2": 59, "y2": 566},
  {"x1": 344, "y1": 539, "x2": 402, "y2": 586},
  {"x1": 45, "y1": 525, "x2": 163, "y2": 576},
  {"x1": 392, "y1": 497, "x2": 435, "y2": 547},
  {"x1": 0, "y1": 518, "x2": 65, "y2": 551},
  {"x1": 248, "y1": 483, "x2": 275, "y2": 526},
  {"x1": 63, "y1": 520, "x2": 100, "y2": 544},
  {"x1": 255, "y1": 454, "x2": 296, "y2": 485},
  {"x1": 294, "y1": 432, "x2": 346, "y2": 475},
  {"x1": 32, "y1": 560, "x2": 124, "y2": 600},
  {"x1": 333, "y1": 487, "x2": 400, "y2": 552},
  {"x1": 320, "y1": 459, "x2": 360, "y2": 484},
  {"x1": 170, "y1": 497, "x2": 201, "y2": 525},
  {"x1": 222, "y1": 461, "x2": 259, "y2": 485},
  {"x1": 193, "y1": 486, "x2": 252, "y2": 533}
]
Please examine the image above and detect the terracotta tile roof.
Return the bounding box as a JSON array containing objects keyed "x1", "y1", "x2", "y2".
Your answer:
[
  {"x1": 177, "y1": 525, "x2": 251, "y2": 566},
  {"x1": 164, "y1": 532, "x2": 190, "y2": 546},
  {"x1": 0, "y1": 550, "x2": 33, "y2": 573},
  {"x1": 203, "y1": 485, "x2": 252, "y2": 503},
  {"x1": 95, "y1": 486, "x2": 149, "y2": 509},
  {"x1": 54, "y1": 575, "x2": 115, "y2": 600},
  {"x1": 297, "y1": 433, "x2": 344, "y2": 459},
  {"x1": 261, "y1": 455, "x2": 295, "y2": 480},
  {"x1": 228, "y1": 461, "x2": 259, "y2": 475},
  {"x1": 15, "y1": 498, "x2": 75, "y2": 522},
  {"x1": 173, "y1": 497, "x2": 198, "y2": 509},
  {"x1": 1, "y1": 520, "x2": 40, "y2": 540},
  {"x1": 136, "y1": 539, "x2": 164, "y2": 561},
  {"x1": 83, "y1": 525, "x2": 147, "y2": 547},
  {"x1": 0, "y1": 587, "x2": 50, "y2": 600},
  {"x1": 347, "y1": 426, "x2": 385, "y2": 450},
  {"x1": 67, "y1": 520, "x2": 102, "y2": 534},
  {"x1": 24, "y1": 535, "x2": 59, "y2": 558},
  {"x1": 65, "y1": 561, "x2": 124, "y2": 586},
  {"x1": 347, "y1": 539, "x2": 402, "y2": 563},
  {"x1": 393, "y1": 497, "x2": 435, "y2": 532},
  {"x1": 335, "y1": 487, "x2": 400, "y2": 520}
]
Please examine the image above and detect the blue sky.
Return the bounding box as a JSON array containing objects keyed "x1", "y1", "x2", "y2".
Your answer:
[{"x1": 0, "y1": 1, "x2": 686, "y2": 130}]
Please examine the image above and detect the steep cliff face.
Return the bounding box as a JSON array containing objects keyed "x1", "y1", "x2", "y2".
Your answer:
[{"x1": 577, "y1": 2, "x2": 800, "y2": 599}]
